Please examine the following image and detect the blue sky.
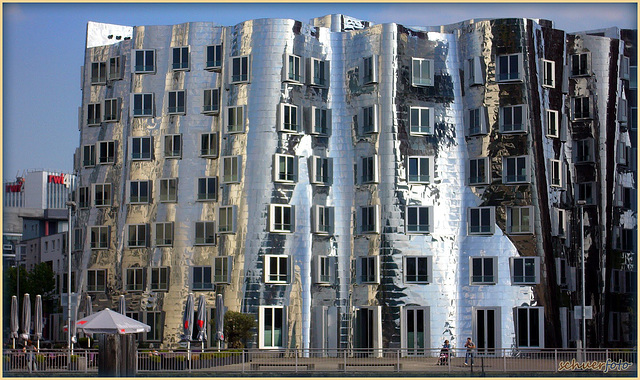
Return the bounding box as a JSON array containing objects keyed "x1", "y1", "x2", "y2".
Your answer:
[{"x1": 2, "y1": 2, "x2": 637, "y2": 180}]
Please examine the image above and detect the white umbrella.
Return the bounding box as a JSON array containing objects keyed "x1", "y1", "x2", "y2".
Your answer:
[
  {"x1": 21, "y1": 293, "x2": 31, "y2": 341},
  {"x1": 34, "y1": 295, "x2": 43, "y2": 351},
  {"x1": 10, "y1": 296, "x2": 19, "y2": 348},
  {"x1": 215, "y1": 294, "x2": 225, "y2": 350},
  {"x1": 85, "y1": 295, "x2": 93, "y2": 347},
  {"x1": 76, "y1": 308, "x2": 150, "y2": 334},
  {"x1": 118, "y1": 295, "x2": 126, "y2": 315},
  {"x1": 183, "y1": 293, "x2": 194, "y2": 353},
  {"x1": 196, "y1": 295, "x2": 208, "y2": 351}
]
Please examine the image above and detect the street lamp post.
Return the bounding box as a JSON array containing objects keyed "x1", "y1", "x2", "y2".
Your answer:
[{"x1": 65, "y1": 201, "x2": 76, "y2": 357}]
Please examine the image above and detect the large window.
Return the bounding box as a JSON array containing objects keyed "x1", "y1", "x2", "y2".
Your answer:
[
  {"x1": 507, "y1": 206, "x2": 533, "y2": 234},
  {"x1": 195, "y1": 221, "x2": 216, "y2": 245},
  {"x1": 312, "y1": 205, "x2": 334, "y2": 234},
  {"x1": 409, "y1": 106, "x2": 433, "y2": 135},
  {"x1": 205, "y1": 44, "x2": 223, "y2": 71},
  {"x1": 78, "y1": 187, "x2": 90, "y2": 209},
  {"x1": 225, "y1": 106, "x2": 245, "y2": 134},
  {"x1": 310, "y1": 156, "x2": 332, "y2": 185},
  {"x1": 407, "y1": 156, "x2": 433, "y2": 183},
  {"x1": 313, "y1": 256, "x2": 335, "y2": 284},
  {"x1": 273, "y1": 154, "x2": 297, "y2": 183},
  {"x1": 154, "y1": 222, "x2": 173, "y2": 247},
  {"x1": 576, "y1": 182, "x2": 595, "y2": 205},
  {"x1": 310, "y1": 107, "x2": 330, "y2": 136},
  {"x1": 87, "y1": 103, "x2": 101, "y2": 126},
  {"x1": 269, "y1": 204, "x2": 295, "y2": 233},
  {"x1": 542, "y1": 59, "x2": 555, "y2": 88},
  {"x1": 90, "y1": 226, "x2": 109, "y2": 249},
  {"x1": 546, "y1": 110, "x2": 559, "y2": 138},
  {"x1": 279, "y1": 104, "x2": 301, "y2": 133},
  {"x1": 98, "y1": 141, "x2": 116, "y2": 164},
  {"x1": 129, "y1": 181, "x2": 151, "y2": 204},
  {"x1": 87, "y1": 269, "x2": 107, "y2": 292},
  {"x1": 159, "y1": 178, "x2": 177, "y2": 202},
  {"x1": 203, "y1": 88, "x2": 220, "y2": 115},
  {"x1": 192, "y1": 266, "x2": 213, "y2": 290},
  {"x1": 104, "y1": 98, "x2": 120, "y2": 122},
  {"x1": 362, "y1": 105, "x2": 378, "y2": 134},
  {"x1": 515, "y1": 307, "x2": 544, "y2": 347},
  {"x1": 133, "y1": 49, "x2": 155, "y2": 73},
  {"x1": 360, "y1": 156, "x2": 379, "y2": 184},
  {"x1": 144, "y1": 311, "x2": 164, "y2": 342},
  {"x1": 466, "y1": 56, "x2": 483, "y2": 86},
  {"x1": 469, "y1": 157, "x2": 490, "y2": 185},
  {"x1": 168, "y1": 90, "x2": 186, "y2": 115},
  {"x1": 411, "y1": 58, "x2": 434, "y2": 87},
  {"x1": 468, "y1": 207, "x2": 495, "y2": 235},
  {"x1": 126, "y1": 267, "x2": 145, "y2": 291},
  {"x1": 82, "y1": 144, "x2": 96, "y2": 167},
  {"x1": 284, "y1": 54, "x2": 302, "y2": 83},
  {"x1": 172, "y1": 46, "x2": 189, "y2": 70},
  {"x1": 200, "y1": 133, "x2": 219, "y2": 158},
  {"x1": 503, "y1": 156, "x2": 529, "y2": 184},
  {"x1": 572, "y1": 97, "x2": 591, "y2": 119},
  {"x1": 500, "y1": 105, "x2": 527, "y2": 133},
  {"x1": 310, "y1": 58, "x2": 328, "y2": 87},
  {"x1": 264, "y1": 255, "x2": 291, "y2": 284},
  {"x1": 470, "y1": 257, "x2": 497, "y2": 284},
  {"x1": 132, "y1": 93, "x2": 154, "y2": 117},
  {"x1": 91, "y1": 61, "x2": 106, "y2": 85},
  {"x1": 570, "y1": 53, "x2": 589, "y2": 76},
  {"x1": 217, "y1": 206, "x2": 236, "y2": 233},
  {"x1": 221, "y1": 156, "x2": 241, "y2": 183},
  {"x1": 213, "y1": 256, "x2": 232, "y2": 284},
  {"x1": 197, "y1": 177, "x2": 218, "y2": 201},
  {"x1": 496, "y1": 53, "x2": 522, "y2": 82},
  {"x1": 468, "y1": 108, "x2": 487, "y2": 135},
  {"x1": 363, "y1": 55, "x2": 378, "y2": 84},
  {"x1": 127, "y1": 224, "x2": 148, "y2": 248},
  {"x1": 93, "y1": 183, "x2": 112, "y2": 207},
  {"x1": 549, "y1": 159, "x2": 562, "y2": 188},
  {"x1": 259, "y1": 306, "x2": 285, "y2": 349},
  {"x1": 404, "y1": 256, "x2": 432, "y2": 283},
  {"x1": 164, "y1": 134, "x2": 182, "y2": 158},
  {"x1": 230, "y1": 55, "x2": 250, "y2": 83},
  {"x1": 358, "y1": 256, "x2": 380, "y2": 284},
  {"x1": 108, "y1": 56, "x2": 123, "y2": 81},
  {"x1": 511, "y1": 257, "x2": 540, "y2": 285},
  {"x1": 131, "y1": 136, "x2": 152, "y2": 160},
  {"x1": 150, "y1": 267, "x2": 169, "y2": 291},
  {"x1": 360, "y1": 205, "x2": 379, "y2": 234},
  {"x1": 406, "y1": 206, "x2": 433, "y2": 234}
]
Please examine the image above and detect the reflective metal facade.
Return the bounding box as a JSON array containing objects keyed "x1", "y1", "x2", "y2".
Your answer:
[{"x1": 74, "y1": 16, "x2": 636, "y2": 350}]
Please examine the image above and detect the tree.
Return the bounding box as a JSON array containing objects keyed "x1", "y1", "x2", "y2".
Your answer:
[{"x1": 223, "y1": 311, "x2": 256, "y2": 348}]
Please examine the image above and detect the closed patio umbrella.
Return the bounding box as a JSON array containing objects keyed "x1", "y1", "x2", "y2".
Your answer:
[
  {"x1": 183, "y1": 293, "x2": 194, "y2": 352},
  {"x1": 196, "y1": 295, "x2": 208, "y2": 351},
  {"x1": 85, "y1": 295, "x2": 93, "y2": 347},
  {"x1": 34, "y1": 295, "x2": 43, "y2": 351},
  {"x1": 10, "y1": 296, "x2": 19, "y2": 348},
  {"x1": 215, "y1": 294, "x2": 225, "y2": 351},
  {"x1": 21, "y1": 293, "x2": 31, "y2": 341}
]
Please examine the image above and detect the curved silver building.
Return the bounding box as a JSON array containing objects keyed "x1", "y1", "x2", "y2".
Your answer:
[{"x1": 72, "y1": 16, "x2": 636, "y2": 350}]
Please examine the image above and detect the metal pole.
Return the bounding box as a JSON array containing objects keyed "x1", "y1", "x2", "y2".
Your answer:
[
  {"x1": 66, "y1": 201, "x2": 76, "y2": 362},
  {"x1": 580, "y1": 204, "x2": 586, "y2": 350}
]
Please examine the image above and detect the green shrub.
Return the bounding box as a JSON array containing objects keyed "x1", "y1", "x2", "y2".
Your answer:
[{"x1": 224, "y1": 311, "x2": 256, "y2": 349}]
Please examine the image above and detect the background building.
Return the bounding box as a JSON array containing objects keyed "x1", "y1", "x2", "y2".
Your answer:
[{"x1": 71, "y1": 16, "x2": 636, "y2": 350}]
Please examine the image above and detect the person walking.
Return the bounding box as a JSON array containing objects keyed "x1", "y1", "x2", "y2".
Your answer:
[{"x1": 464, "y1": 337, "x2": 475, "y2": 366}]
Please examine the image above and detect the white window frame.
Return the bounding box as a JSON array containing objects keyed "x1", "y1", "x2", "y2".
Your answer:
[
  {"x1": 131, "y1": 93, "x2": 154, "y2": 117},
  {"x1": 309, "y1": 57, "x2": 328, "y2": 87},
  {"x1": 284, "y1": 53, "x2": 302, "y2": 83},
  {"x1": 358, "y1": 256, "x2": 380, "y2": 284},
  {"x1": 403, "y1": 256, "x2": 432, "y2": 284},
  {"x1": 515, "y1": 307, "x2": 545, "y2": 348},
  {"x1": 197, "y1": 177, "x2": 218, "y2": 201},
  {"x1": 468, "y1": 107, "x2": 487, "y2": 135},
  {"x1": 205, "y1": 44, "x2": 223, "y2": 71},
  {"x1": 90, "y1": 226, "x2": 109, "y2": 250},
  {"x1": 87, "y1": 103, "x2": 101, "y2": 126},
  {"x1": 278, "y1": 103, "x2": 302, "y2": 133},
  {"x1": 203, "y1": 88, "x2": 220, "y2": 115},
  {"x1": 107, "y1": 56, "x2": 123, "y2": 81},
  {"x1": 213, "y1": 256, "x2": 232, "y2": 284},
  {"x1": 466, "y1": 56, "x2": 483, "y2": 86},
  {"x1": 496, "y1": 53, "x2": 523, "y2": 82},
  {"x1": 154, "y1": 222, "x2": 174, "y2": 247},
  {"x1": 470, "y1": 256, "x2": 498, "y2": 285},
  {"x1": 407, "y1": 156, "x2": 434, "y2": 184},
  {"x1": 409, "y1": 106, "x2": 433, "y2": 135},
  {"x1": 510, "y1": 257, "x2": 540, "y2": 285},
  {"x1": 549, "y1": 159, "x2": 563, "y2": 188},
  {"x1": 164, "y1": 134, "x2": 182, "y2": 159},
  {"x1": 273, "y1": 154, "x2": 297, "y2": 183},
  {"x1": 309, "y1": 156, "x2": 332, "y2": 185},
  {"x1": 195, "y1": 221, "x2": 216, "y2": 245},
  {"x1": 98, "y1": 140, "x2": 116, "y2": 164},
  {"x1": 411, "y1": 58, "x2": 434, "y2": 87},
  {"x1": 200, "y1": 133, "x2": 219, "y2": 158},
  {"x1": 127, "y1": 224, "x2": 148, "y2": 248},
  {"x1": 269, "y1": 204, "x2": 295, "y2": 233},
  {"x1": 570, "y1": 53, "x2": 590, "y2": 77},
  {"x1": 360, "y1": 205, "x2": 380, "y2": 234},
  {"x1": 217, "y1": 206, "x2": 237, "y2": 234},
  {"x1": 171, "y1": 46, "x2": 190, "y2": 71},
  {"x1": 93, "y1": 183, "x2": 112, "y2": 207},
  {"x1": 264, "y1": 255, "x2": 291, "y2": 284},
  {"x1": 362, "y1": 105, "x2": 378, "y2": 134},
  {"x1": 159, "y1": 178, "x2": 177, "y2": 203},
  {"x1": 86, "y1": 269, "x2": 107, "y2": 292},
  {"x1": 192, "y1": 266, "x2": 213, "y2": 290},
  {"x1": 546, "y1": 109, "x2": 559, "y2": 138},
  {"x1": 91, "y1": 61, "x2": 107, "y2": 85},
  {"x1": 230, "y1": 55, "x2": 250, "y2": 84},
  {"x1": 220, "y1": 155, "x2": 241, "y2": 184},
  {"x1": 542, "y1": 59, "x2": 555, "y2": 88},
  {"x1": 312, "y1": 205, "x2": 334, "y2": 235},
  {"x1": 468, "y1": 157, "x2": 490, "y2": 185},
  {"x1": 104, "y1": 98, "x2": 120, "y2": 122},
  {"x1": 406, "y1": 206, "x2": 434, "y2": 234},
  {"x1": 128, "y1": 180, "x2": 151, "y2": 204},
  {"x1": 500, "y1": 105, "x2": 527, "y2": 133},
  {"x1": 150, "y1": 267, "x2": 169, "y2": 291},
  {"x1": 362, "y1": 55, "x2": 378, "y2": 84},
  {"x1": 82, "y1": 144, "x2": 96, "y2": 167},
  {"x1": 360, "y1": 155, "x2": 379, "y2": 184},
  {"x1": 259, "y1": 306, "x2": 286, "y2": 349},
  {"x1": 502, "y1": 155, "x2": 530, "y2": 184},
  {"x1": 313, "y1": 256, "x2": 335, "y2": 285},
  {"x1": 310, "y1": 106, "x2": 331, "y2": 136},
  {"x1": 225, "y1": 106, "x2": 245, "y2": 134},
  {"x1": 167, "y1": 90, "x2": 186, "y2": 115},
  {"x1": 468, "y1": 207, "x2": 495, "y2": 235},
  {"x1": 131, "y1": 136, "x2": 152, "y2": 161},
  {"x1": 133, "y1": 49, "x2": 155, "y2": 73},
  {"x1": 507, "y1": 206, "x2": 534, "y2": 234}
]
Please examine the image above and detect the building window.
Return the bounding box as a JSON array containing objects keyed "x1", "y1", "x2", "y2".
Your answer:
[
  {"x1": 313, "y1": 256, "x2": 335, "y2": 284},
  {"x1": 310, "y1": 58, "x2": 328, "y2": 87},
  {"x1": 503, "y1": 156, "x2": 529, "y2": 184},
  {"x1": 93, "y1": 183, "x2": 112, "y2": 207},
  {"x1": 78, "y1": 187, "x2": 90, "y2": 209},
  {"x1": 221, "y1": 156, "x2": 241, "y2": 183},
  {"x1": 168, "y1": 90, "x2": 186, "y2": 115},
  {"x1": 133, "y1": 49, "x2": 155, "y2": 73},
  {"x1": 225, "y1": 106, "x2": 245, "y2": 134},
  {"x1": 555, "y1": 208, "x2": 567, "y2": 237},
  {"x1": 259, "y1": 306, "x2": 285, "y2": 349},
  {"x1": 129, "y1": 180, "x2": 151, "y2": 204},
  {"x1": 511, "y1": 257, "x2": 540, "y2": 285},
  {"x1": 556, "y1": 258, "x2": 569, "y2": 287},
  {"x1": 496, "y1": 53, "x2": 522, "y2": 82},
  {"x1": 230, "y1": 55, "x2": 250, "y2": 83},
  {"x1": 269, "y1": 204, "x2": 295, "y2": 233},
  {"x1": 164, "y1": 134, "x2": 182, "y2": 158},
  {"x1": 143, "y1": 311, "x2": 164, "y2": 342},
  {"x1": 264, "y1": 255, "x2": 290, "y2": 284},
  {"x1": 172, "y1": 46, "x2": 189, "y2": 70},
  {"x1": 310, "y1": 156, "x2": 332, "y2": 185},
  {"x1": 159, "y1": 178, "x2": 177, "y2": 203},
  {"x1": 104, "y1": 98, "x2": 120, "y2": 122},
  {"x1": 82, "y1": 144, "x2": 96, "y2": 167},
  {"x1": 469, "y1": 157, "x2": 490, "y2": 185},
  {"x1": 98, "y1": 141, "x2": 116, "y2": 164},
  {"x1": 192, "y1": 266, "x2": 213, "y2": 290},
  {"x1": 360, "y1": 155, "x2": 379, "y2": 184},
  {"x1": 572, "y1": 97, "x2": 590, "y2": 119},
  {"x1": 90, "y1": 226, "x2": 109, "y2": 249},
  {"x1": 500, "y1": 105, "x2": 527, "y2": 133},
  {"x1": 150, "y1": 267, "x2": 169, "y2": 291},
  {"x1": 515, "y1": 307, "x2": 544, "y2": 347},
  {"x1": 203, "y1": 88, "x2": 220, "y2": 115},
  {"x1": 91, "y1": 61, "x2": 106, "y2": 84},
  {"x1": 154, "y1": 222, "x2": 173, "y2": 247},
  {"x1": 507, "y1": 206, "x2": 533, "y2": 234},
  {"x1": 312, "y1": 205, "x2": 334, "y2": 234},
  {"x1": 131, "y1": 93, "x2": 154, "y2": 117},
  {"x1": 631, "y1": 66, "x2": 637, "y2": 89},
  {"x1": 358, "y1": 256, "x2": 380, "y2": 284},
  {"x1": 360, "y1": 205, "x2": 380, "y2": 234},
  {"x1": 363, "y1": 55, "x2": 377, "y2": 84},
  {"x1": 195, "y1": 221, "x2": 216, "y2": 245},
  {"x1": 409, "y1": 106, "x2": 433, "y2": 135},
  {"x1": 108, "y1": 56, "x2": 123, "y2": 81},
  {"x1": 87, "y1": 103, "x2": 101, "y2": 126},
  {"x1": 201, "y1": 44, "x2": 223, "y2": 72},
  {"x1": 468, "y1": 108, "x2": 487, "y2": 135},
  {"x1": 127, "y1": 224, "x2": 148, "y2": 248},
  {"x1": 362, "y1": 105, "x2": 378, "y2": 134},
  {"x1": 546, "y1": 110, "x2": 559, "y2": 138},
  {"x1": 466, "y1": 56, "x2": 483, "y2": 86},
  {"x1": 200, "y1": 133, "x2": 219, "y2": 158},
  {"x1": 197, "y1": 177, "x2": 218, "y2": 201},
  {"x1": 404, "y1": 256, "x2": 432, "y2": 283},
  {"x1": 213, "y1": 256, "x2": 232, "y2": 284},
  {"x1": 310, "y1": 107, "x2": 330, "y2": 136},
  {"x1": 571, "y1": 53, "x2": 589, "y2": 76},
  {"x1": 470, "y1": 257, "x2": 497, "y2": 284},
  {"x1": 279, "y1": 103, "x2": 301, "y2": 133},
  {"x1": 542, "y1": 59, "x2": 555, "y2": 88},
  {"x1": 576, "y1": 182, "x2": 595, "y2": 205},
  {"x1": 131, "y1": 136, "x2": 152, "y2": 160},
  {"x1": 73, "y1": 228, "x2": 83, "y2": 251},
  {"x1": 617, "y1": 98, "x2": 627, "y2": 122},
  {"x1": 549, "y1": 159, "x2": 562, "y2": 188},
  {"x1": 217, "y1": 206, "x2": 236, "y2": 234},
  {"x1": 407, "y1": 156, "x2": 433, "y2": 183},
  {"x1": 406, "y1": 206, "x2": 433, "y2": 234},
  {"x1": 284, "y1": 54, "x2": 302, "y2": 83},
  {"x1": 468, "y1": 207, "x2": 495, "y2": 235},
  {"x1": 411, "y1": 58, "x2": 434, "y2": 87},
  {"x1": 87, "y1": 269, "x2": 107, "y2": 292},
  {"x1": 273, "y1": 154, "x2": 297, "y2": 183}
]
